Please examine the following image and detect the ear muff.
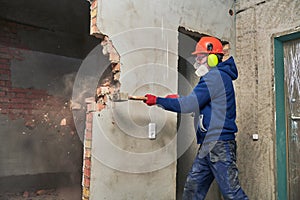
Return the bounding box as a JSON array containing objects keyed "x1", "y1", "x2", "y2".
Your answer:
[{"x1": 207, "y1": 54, "x2": 218, "y2": 67}]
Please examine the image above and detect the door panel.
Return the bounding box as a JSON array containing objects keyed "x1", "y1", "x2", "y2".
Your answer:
[{"x1": 283, "y1": 38, "x2": 300, "y2": 200}]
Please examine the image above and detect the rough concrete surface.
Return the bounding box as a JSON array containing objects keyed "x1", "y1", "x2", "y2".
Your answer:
[
  {"x1": 0, "y1": 185, "x2": 81, "y2": 200},
  {"x1": 235, "y1": 0, "x2": 300, "y2": 199}
]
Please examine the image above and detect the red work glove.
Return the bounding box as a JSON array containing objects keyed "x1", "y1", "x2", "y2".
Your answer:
[
  {"x1": 144, "y1": 94, "x2": 157, "y2": 106},
  {"x1": 165, "y1": 94, "x2": 179, "y2": 98}
]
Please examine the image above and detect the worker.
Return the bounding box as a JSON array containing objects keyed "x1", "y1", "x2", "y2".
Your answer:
[
  {"x1": 222, "y1": 41, "x2": 231, "y2": 61},
  {"x1": 143, "y1": 36, "x2": 248, "y2": 200}
]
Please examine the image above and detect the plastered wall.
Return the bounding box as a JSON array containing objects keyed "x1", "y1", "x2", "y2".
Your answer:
[
  {"x1": 235, "y1": 0, "x2": 300, "y2": 199},
  {"x1": 88, "y1": 0, "x2": 235, "y2": 199}
]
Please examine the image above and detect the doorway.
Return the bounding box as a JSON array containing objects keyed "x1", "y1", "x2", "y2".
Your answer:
[
  {"x1": 275, "y1": 32, "x2": 300, "y2": 200},
  {"x1": 176, "y1": 26, "x2": 222, "y2": 200},
  {"x1": 284, "y1": 38, "x2": 300, "y2": 200}
]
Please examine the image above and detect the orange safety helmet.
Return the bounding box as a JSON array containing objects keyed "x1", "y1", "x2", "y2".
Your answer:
[{"x1": 192, "y1": 36, "x2": 224, "y2": 55}]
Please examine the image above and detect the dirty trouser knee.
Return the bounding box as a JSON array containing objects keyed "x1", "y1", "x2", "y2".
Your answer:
[
  {"x1": 209, "y1": 141, "x2": 248, "y2": 200},
  {"x1": 182, "y1": 153, "x2": 214, "y2": 200},
  {"x1": 182, "y1": 140, "x2": 248, "y2": 200}
]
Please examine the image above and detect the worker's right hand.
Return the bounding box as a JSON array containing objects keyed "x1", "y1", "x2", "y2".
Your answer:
[
  {"x1": 165, "y1": 94, "x2": 179, "y2": 99},
  {"x1": 144, "y1": 94, "x2": 157, "y2": 106}
]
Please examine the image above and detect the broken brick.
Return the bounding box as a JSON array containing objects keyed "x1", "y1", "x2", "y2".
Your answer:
[
  {"x1": 82, "y1": 187, "x2": 90, "y2": 197},
  {"x1": 112, "y1": 63, "x2": 120, "y2": 73},
  {"x1": 97, "y1": 103, "x2": 106, "y2": 111}
]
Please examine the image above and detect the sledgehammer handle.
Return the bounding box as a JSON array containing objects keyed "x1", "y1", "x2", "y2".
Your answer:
[{"x1": 128, "y1": 95, "x2": 147, "y2": 101}]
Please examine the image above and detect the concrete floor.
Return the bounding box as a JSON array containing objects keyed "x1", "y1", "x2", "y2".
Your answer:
[{"x1": 0, "y1": 185, "x2": 82, "y2": 200}]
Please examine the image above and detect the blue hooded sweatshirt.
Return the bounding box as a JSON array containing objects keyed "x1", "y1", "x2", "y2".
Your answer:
[{"x1": 156, "y1": 57, "x2": 238, "y2": 144}]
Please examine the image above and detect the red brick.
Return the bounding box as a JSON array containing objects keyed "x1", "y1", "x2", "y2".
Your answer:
[
  {"x1": 26, "y1": 94, "x2": 44, "y2": 99},
  {"x1": 10, "y1": 108, "x2": 24, "y2": 114},
  {"x1": 91, "y1": 26, "x2": 101, "y2": 35},
  {"x1": 84, "y1": 148, "x2": 91, "y2": 158},
  {"x1": 7, "y1": 92, "x2": 15, "y2": 97},
  {"x1": 0, "y1": 46, "x2": 11, "y2": 54},
  {"x1": 86, "y1": 113, "x2": 93, "y2": 123},
  {"x1": 10, "y1": 98, "x2": 30, "y2": 103},
  {"x1": 0, "y1": 74, "x2": 10, "y2": 81},
  {"x1": 84, "y1": 168, "x2": 91, "y2": 177},
  {"x1": 0, "y1": 103, "x2": 8, "y2": 108},
  {"x1": 15, "y1": 93, "x2": 26, "y2": 98},
  {"x1": 0, "y1": 69, "x2": 10, "y2": 74},
  {"x1": 0, "y1": 97, "x2": 10, "y2": 103},
  {"x1": 85, "y1": 130, "x2": 92, "y2": 140},
  {"x1": 82, "y1": 187, "x2": 90, "y2": 198},
  {"x1": 9, "y1": 88, "x2": 28, "y2": 93},
  {"x1": 84, "y1": 140, "x2": 92, "y2": 148},
  {"x1": 0, "y1": 80, "x2": 5, "y2": 86},
  {"x1": 0, "y1": 87, "x2": 8, "y2": 92},
  {"x1": 85, "y1": 122, "x2": 92, "y2": 131},
  {"x1": 97, "y1": 103, "x2": 106, "y2": 111},
  {"x1": 8, "y1": 113, "x2": 16, "y2": 120},
  {"x1": 0, "y1": 80, "x2": 10, "y2": 87},
  {"x1": 22, "y1": 103, "x2": 34, "y2": 110},
  {"x1": 91, "y1": 0, "x2": 97, "y2": 9},
  {"x1": 5, "y1": 81, "x2": 11, "y2": 87},
  {"x1": 0, "y1": 64, "x2": 9, "y2": 69},
  {"x1": 0, "y1": 108, "x2": 9, "y2": 114},
  {"x1": 84, "y1": 159, "x2": 91, "y2": 169},
  {"x1": 0, "y1": 91, "x2": 5, "y2": 96},
  {"x1": 91, "y1": 17, "x2": 97, "y2": 26},
  {"x1": 12, "y1": 104, "x2": 24, "y2": 109},
  {"x1": 83, "y1": 177, "x2": 90, "y2": 187},
  {"x1": 30, "y1": 89, "x2": 48, "y2": 95},
  {"x1": 0, "y1": 58, "x2": 9, "y2": 64}
]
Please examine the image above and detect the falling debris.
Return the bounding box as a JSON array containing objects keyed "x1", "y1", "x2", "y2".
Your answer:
[
  {"x1": 36, "y1": 189, "x2": 55, "y2": 196},
  {"x1": 22, "y1": 191, "x2": 29, "y2": 198},
  {"x1": 43, "y1": 113, "x2": 49, "y2": 122},
  {"x1": 70, "y1": 100, "x2": 82, "y2": 110},
  {"x1": 25, "y1": 119, "x2": 36, "y2": 130},
  {"x1": 60, "y1": 118, "x2": 67, "y2": 126}
]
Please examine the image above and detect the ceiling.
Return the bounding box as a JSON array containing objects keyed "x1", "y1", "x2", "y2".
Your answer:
[{"x1": 0, "y1": 0, "x2": 91, "y2": 36}]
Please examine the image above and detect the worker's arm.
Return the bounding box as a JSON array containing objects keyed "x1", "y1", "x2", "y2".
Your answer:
[{"x1": 145, "y1": 76, "x2": 213, "y2": 113}]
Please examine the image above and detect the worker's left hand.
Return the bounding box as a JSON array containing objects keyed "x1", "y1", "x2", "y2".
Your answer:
[{"x1": 144, "y1": 94, "x2": 157, "y2": 106}]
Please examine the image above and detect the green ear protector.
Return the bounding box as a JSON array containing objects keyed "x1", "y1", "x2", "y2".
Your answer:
[
  {"x1": 207, "y1": 54, "x2": 218, "y2": 67},
  {"x1": 206, "y1": 43, "x2": 219, "y2": 67}
]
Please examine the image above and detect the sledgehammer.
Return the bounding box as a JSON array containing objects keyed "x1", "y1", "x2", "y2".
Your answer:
[{"x1": 111, "y1": 92, "x2": 147, "y2": 102}]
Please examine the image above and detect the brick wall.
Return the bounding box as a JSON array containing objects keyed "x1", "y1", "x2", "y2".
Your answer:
[
  {"x1": 89, "y1": 0, "x2": 102, "y2": 38},
  {"x1": 0, "y1": 19, "x2": 75, "y2": 131},
  {"x1": 0, "y1": 18, "x2": 84, "y2": 191},
  {"x1": 82, "y1": 100, "x2": 93, "y2": 200}
]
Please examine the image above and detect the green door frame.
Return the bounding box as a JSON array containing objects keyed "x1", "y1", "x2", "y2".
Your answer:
[{"x1": 274, "y1": 31, "x2": 300, "y2": 200}]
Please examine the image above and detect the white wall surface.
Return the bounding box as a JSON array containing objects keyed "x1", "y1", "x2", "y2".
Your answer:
[{"x1": 91, "y1": 1, "x2": 235, "y2": 199}]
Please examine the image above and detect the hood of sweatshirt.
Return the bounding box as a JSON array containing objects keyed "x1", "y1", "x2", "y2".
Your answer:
[{"x1": 216, "y1": 56, "x2": 238, "y2": 80}]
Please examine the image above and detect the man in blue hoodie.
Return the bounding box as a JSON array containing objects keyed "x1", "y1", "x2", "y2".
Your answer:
[{"x1": 144, "y1": 37, "x2": 248, "y2": 200}]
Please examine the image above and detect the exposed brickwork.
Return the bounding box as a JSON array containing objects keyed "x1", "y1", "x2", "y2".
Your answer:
[
  {"x1": 95, "y1": 36, "x2": 121, "y2": 108},
  {"x1": 0, "y1": 18, "x2": 76, "y2": 132},
  {"x1": 81, "y1": 99, "x2": 94, "y2": 200},
  {"x1": 83, "y1": 2, "x2": 123, "y2": 199},
  {"x1": 88, "y1": 0, "x2": 102, "y2": 38},
  {"x1": 81, "y1": 45, "x2": 121, "y2": 199}
]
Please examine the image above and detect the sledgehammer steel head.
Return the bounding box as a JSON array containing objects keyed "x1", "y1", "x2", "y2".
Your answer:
[{"x1": 111, "y1": 92, "x2": 129, "y2": 102}]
